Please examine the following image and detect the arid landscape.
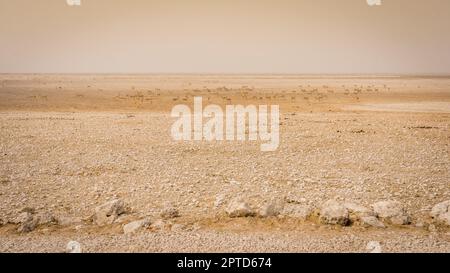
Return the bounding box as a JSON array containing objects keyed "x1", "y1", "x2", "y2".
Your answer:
[{"x1": 0, "y1": 74, "x2": 449, "y2": 253}]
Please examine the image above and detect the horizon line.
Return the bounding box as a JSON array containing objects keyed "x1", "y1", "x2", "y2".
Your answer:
[{"x1": 1, "y1": 73, "x2": 450, "y2": 78}]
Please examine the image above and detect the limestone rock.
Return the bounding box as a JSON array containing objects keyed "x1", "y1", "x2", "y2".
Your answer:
[
  {"x1": 226, "y1": 198, "x2": 254, "y2": 218},
  {"x1": 66, "y1": 241, "x2": 82, "y2": 253},
  {"x1": 319, "y1": 200, "x2": 350, "y2": 226},
  {"x1": 366, "y1": 241, "x2": 382, "y2": 253},
  {"x1": 372, "y1": 201, "x2": 410, "y2": 225},
  {"x1": 93, "y1": 199, "x2": 126, "y2": 226},
  {"x1": 430, "y1": 200, "x2": 450, "y2": 226}
]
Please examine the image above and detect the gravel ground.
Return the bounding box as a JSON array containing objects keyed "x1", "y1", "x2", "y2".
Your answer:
[
  {"x1": 1, "y1": 229, "x2": 450, "y2": 253},
  {"x1": 0, "y1": 75, "x2": 449, "y2": 253}
]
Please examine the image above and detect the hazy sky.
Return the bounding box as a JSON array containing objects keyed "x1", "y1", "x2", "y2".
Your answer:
[{"x1": 1, "y1": 0, "x2": 450, "y2": 74}]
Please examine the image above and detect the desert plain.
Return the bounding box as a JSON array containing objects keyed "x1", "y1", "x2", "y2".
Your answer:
[{"x1": 0, "y1": 74, "x2": 449, "y2": 252}]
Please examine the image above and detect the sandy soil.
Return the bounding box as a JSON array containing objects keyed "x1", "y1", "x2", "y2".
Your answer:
[{"x1": 0, "y1": 74, "x2": 449, "y2": 253}]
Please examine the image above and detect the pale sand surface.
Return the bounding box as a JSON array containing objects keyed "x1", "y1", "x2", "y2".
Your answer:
[
  {"x1": 346, "y1": 102, "x2": 450, "y2": 113},
  {"x1": 0, "y1": 74, "x2": 449, "y2": 252}
]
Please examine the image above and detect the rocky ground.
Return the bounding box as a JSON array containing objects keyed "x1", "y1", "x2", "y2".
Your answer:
[{"x1": 0, "y1": 75, "x2": 449, "y2": 253}]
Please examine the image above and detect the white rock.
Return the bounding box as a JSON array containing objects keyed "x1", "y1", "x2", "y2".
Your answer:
[
  {"x1": 226, "y1": 198, "x2": 254, "y2": 218},
  {"x1": 93, "y1": 199, "x2": 126, "y2": 226},
  {"x1": 66, "y1": 241, "x2": 82, "y2": 253},
  {"x1": 123, "y1": 219, "x2": 151, "y2": 234},
  {"x1": 372, "y1": 201, "x2": 410, "y2": 225},
  {"x1": 430, "y1": 200, "x2": 450, "y2": 226},
  {"x1": 366, "y1": 241, "x2": 382, "y2": 253},
  {"x1": 319, "y1": 200, "x2": 349, "y2": 226}
]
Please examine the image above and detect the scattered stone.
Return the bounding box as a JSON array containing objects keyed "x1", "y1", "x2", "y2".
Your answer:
[
  {"x1": 366, "y1": 241, "x2": 382, "y2": 253},
  {"x1": 430, "y1": 200, "x2": 450, "y2": 226},
  {"x1": 66, "y1": 241, "x2": 82, "y2": 253},
  {"x1": 361, "y1": 216, "x2": 385, "y2": 228},
  {"x1": 123, "y1": 218, "x2": 151, "y2": 234},
  {"x1": 160, "y1": 205, "x2": 180, "y2": 219},
  {"x1": 257, "y1": 200, "x2": 284, "y2": 218},
  {"x1": 226, "y1": 198, "x2": 254, "y2": 218},
  {"x1": 372, "y1": 201, "x2": 410, "y2": 225},
  {"x1": 319, "y1": 200, "x2": 350, "y2": 226},
  {"x1": 93, "y1": 199, "x2": 126, "y2": 226}
]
